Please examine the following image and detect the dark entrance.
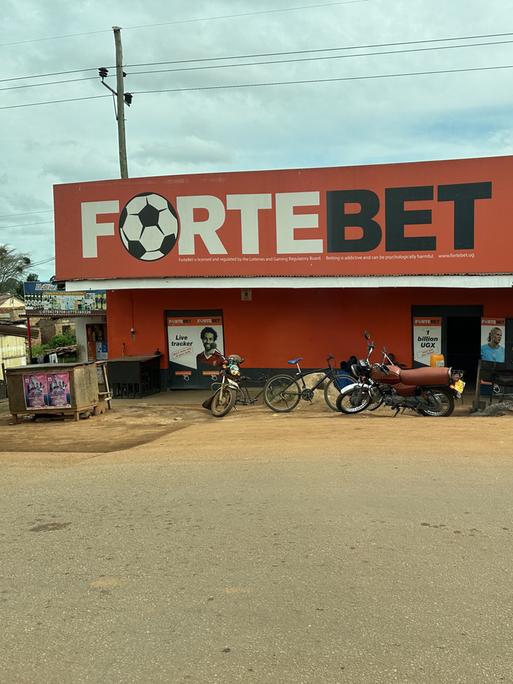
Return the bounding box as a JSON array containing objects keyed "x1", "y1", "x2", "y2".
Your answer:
[
  {"x1": 446, "y1": 316, "x2": 481, "y2": 383},
  {"x1": 412, "y1": 305, "x2": 483, "y2": 383}
]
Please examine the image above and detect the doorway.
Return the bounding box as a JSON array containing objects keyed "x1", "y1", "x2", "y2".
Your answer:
[
  {"x1": 412, "y1": 305, "x2": 483, "y2": 383},
  {"x1": 446, "y1": 316, "x2": 481, "y2": 383}
]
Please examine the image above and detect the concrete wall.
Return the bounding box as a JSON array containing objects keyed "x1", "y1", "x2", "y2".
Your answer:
[
  {"x1": 106, "y1": 287, "x2": 513, "y2": 371},
  {"x1": 0, "y1": 334, "x2": 26, "y2": 379}
]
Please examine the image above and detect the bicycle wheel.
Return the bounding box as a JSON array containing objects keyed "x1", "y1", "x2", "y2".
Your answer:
[
  {"x1": 264, "y1": 375, "x2": 301, "y2": 412},
  {"x1": 210, "y1": 386, "x2": 237, "y2": 417},
  {"x1": 336, "y1": 385, "x2": 372, "y2": 414},
  {"x1": 323, "y1": 373, "x2": 356, "y2": 411}
]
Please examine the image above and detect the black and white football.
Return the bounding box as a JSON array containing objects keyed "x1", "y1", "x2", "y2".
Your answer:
[{"x1": 119, "y1": 192, "x2": 179, "y2": 261}]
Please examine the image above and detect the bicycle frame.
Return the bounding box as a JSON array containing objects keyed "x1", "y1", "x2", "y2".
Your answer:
[
  {"x1": 292, "y1": 355, "x2": 345, "y2": 392},
  {"x1": 211, "y1": 374, "x2": 268, "y2": 407}
]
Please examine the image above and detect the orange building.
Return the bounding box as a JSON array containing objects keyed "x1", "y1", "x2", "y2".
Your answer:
[{"x1": 54, "y1": 155, "x2": 513, "y2": 389}]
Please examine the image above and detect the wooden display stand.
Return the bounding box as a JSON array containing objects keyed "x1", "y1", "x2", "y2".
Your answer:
[
  {"x1": 5, "y1": 362, "x2": 111, "y2": 423},
  {"x1": 95, "y1": 361, "x2": 112, "y2": 415}
]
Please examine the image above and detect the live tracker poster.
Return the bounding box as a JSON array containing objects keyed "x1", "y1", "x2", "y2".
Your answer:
[
  {"x1": 54, "y1": 156, "x2": 513, "y2": 280},
  {"x1": 167, "y1": 311, "x2": 225, "y2": 388},
  {"x1": 413, "y1": 318, "x2": 442, "y2": 366}
]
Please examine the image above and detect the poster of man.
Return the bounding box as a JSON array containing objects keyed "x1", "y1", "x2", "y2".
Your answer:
[
  {"x1": 23, "y1": 374, "x2": 48, "y2": 409},
  {"x1": 167, "y1": 313, "x2": 224, "y2": 372},
  {"x1": 196, "y1": 326, "x2": 224, "y2": 369},
  {"x1": 481, "y1": 318, "x2": 505, "y2": 363},
  {"x1": 47, "y1": 372, "x2": 72, "y2": 408}
]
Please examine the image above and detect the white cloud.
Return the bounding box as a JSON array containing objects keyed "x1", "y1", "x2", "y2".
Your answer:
[{"x1": 1, "y1": 0, "x2": 512, "y2": 279}]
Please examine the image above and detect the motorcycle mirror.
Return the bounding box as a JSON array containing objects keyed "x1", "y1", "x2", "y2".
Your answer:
[{"x1": 364, "y1": 330, "x2": 370, "y2": 340}]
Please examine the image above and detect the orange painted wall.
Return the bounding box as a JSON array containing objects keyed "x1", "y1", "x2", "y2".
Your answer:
[{"x1": 106, "y1": 287, "x2": 513, "y2": 369}]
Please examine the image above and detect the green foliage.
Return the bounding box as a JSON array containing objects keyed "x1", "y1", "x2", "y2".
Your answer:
[
  {"x1": 0, "y1": 245, "x2": 32, "y2": 294},
  {"x1": 50, "y1": 332, "x2": 76, "y2": 348},
  {"x1": 31, "y1": 332, "x2": 77, "y2": 359},
  {"x1": 31, "y1": 343, "x2": 48, "y2": 358}
]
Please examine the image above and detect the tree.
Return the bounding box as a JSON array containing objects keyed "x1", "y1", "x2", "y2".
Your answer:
[{"x1": 0, "y1": 245, "x2": 32, "y2": 294}]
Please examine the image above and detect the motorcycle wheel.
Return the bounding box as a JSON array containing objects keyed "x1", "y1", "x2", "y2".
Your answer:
[
  {"x1": 324, "y1": 373, "x2": 355, "y2": 411},
  {"x1": 210, "y1": 386, "x2": 237, "y2": 417},
  {"x1": 367, "y1": 386, "x2": 384, "y2": 411},
  {"x1": 264, "y1": 375, "x2": 301, "y2": 412},
  {"x1": 336, "y1": 386, "x2": 372, "y2": 414},
  {"x1": 419, "y1": 388, "x2": 455, "y2": 417}
]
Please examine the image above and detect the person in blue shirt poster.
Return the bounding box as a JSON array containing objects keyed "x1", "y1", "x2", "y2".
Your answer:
[{"x1": 481, "y1": 326, "x2": 505, "y2": 362}]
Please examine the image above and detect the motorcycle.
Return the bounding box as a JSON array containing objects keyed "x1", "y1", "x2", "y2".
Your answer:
[
  {"x1": 336, "y1": 332, "x2": 465, "y2": 417},
  {"x1": 202, "y1": 354, "x2": 244, "y2": 417}
]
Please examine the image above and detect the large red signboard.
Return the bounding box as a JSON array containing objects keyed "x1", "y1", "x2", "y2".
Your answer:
[{"x1": 54, "y1": 156, "x2": 513, "y2": 280}]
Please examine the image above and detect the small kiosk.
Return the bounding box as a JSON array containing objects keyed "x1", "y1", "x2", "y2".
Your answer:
[{"x1": 5, "y1": 361, "x2": 110, "y2": 422}]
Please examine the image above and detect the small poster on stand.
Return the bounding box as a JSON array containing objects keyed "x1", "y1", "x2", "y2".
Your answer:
[
  {"x1": 23, "y1": 374, "x2": 49, "y2": 409},
  {"x1": 47, "y1": 372, "x2": 72, "y2": 408}
]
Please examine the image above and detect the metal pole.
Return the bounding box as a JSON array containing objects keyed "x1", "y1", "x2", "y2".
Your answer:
[
  {"x1": 113, "y1": 26, "x2": 128, "y2": 178},
  {"x1": 26, "y1": 316, "x2": 33, "y2": 362}
]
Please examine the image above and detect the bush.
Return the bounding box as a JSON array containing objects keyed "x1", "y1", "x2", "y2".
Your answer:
[
  {"x1": 30, "y1": 332, "x2": 77, "y2": 360},
  {"x1": 49, "y1": 332, "x2": 76, "y2": 348}
]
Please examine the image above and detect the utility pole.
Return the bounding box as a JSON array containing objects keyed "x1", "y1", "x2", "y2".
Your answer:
[{"x1": 113, "y1": 26, "x2": 128, "y2": 178}]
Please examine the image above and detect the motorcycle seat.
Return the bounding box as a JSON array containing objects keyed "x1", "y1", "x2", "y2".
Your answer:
[{"x1": 400, "y1": 366, "x2": 450, "y2": 386}]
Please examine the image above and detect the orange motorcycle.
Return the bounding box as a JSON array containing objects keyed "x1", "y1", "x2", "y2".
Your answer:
[{"x1": 336, "y1": 333, "x2": 465, "y2": 417}]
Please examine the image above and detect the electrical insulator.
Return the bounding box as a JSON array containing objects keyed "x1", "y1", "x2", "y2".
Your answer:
[
  {"x1": 124, "y1": 92, "x2": 133, "y2": 106},
  {"x1": 98, "y1": 67, "x2": 109, "y2": 78}
]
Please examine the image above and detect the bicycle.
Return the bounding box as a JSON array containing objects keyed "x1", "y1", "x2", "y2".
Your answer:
[
  {"x1": 263, "y1": 355, "x2": 355, "y2": 412},
  {"x1": 211, "y1": 373, "x2": 269, "y2": 408}
]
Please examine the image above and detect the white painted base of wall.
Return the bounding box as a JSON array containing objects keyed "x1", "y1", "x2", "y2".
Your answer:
[{"x1": 66, "y1": 275, "x2": 513, "y2": 291}]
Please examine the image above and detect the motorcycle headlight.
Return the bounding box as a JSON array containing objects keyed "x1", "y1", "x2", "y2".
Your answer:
[{"x1": 229, "y1": 365, "x2": 240, "y2": 376}]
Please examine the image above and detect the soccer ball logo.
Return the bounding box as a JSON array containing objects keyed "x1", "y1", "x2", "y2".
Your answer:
[{"x1": 119, "y1": 192, "x2": 179, "y2": 261}]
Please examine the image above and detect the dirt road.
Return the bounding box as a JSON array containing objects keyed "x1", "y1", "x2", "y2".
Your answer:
[
  {"x1": 0, "y1": 390, "x2": 509, "y2": 459},
  {"x1": 1, "y1": 396, "x2": 513, "y2": 682}
]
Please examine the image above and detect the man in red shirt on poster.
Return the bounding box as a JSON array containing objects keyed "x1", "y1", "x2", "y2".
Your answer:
[{"x1": 196, "y1": 327, "x2": 224, "y2": 369}]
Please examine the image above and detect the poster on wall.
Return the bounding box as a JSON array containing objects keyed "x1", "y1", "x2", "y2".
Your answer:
[
  {"x1": 413, "y1": 318, "x2": 442, "y2": 366},
  {"x1": 47, "y1": 372, "x2": 72, "y2": 408},
  {"x1": 23, "y1": 374, "x2": 49, "y2": 409},
  {"x1": 23, "y1": 281, "x2": 106, "y2": 315},
  {"x1": 167, "y1": 311, "x2": 225, "y2": 387},
  {"x1": 480, "y1": 318, "x2": 505, "y2": 363}
]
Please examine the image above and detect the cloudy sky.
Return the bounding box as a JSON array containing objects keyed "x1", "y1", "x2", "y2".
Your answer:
[{"x1": 1, "y1": 0, "x2": 512, "y2": 280}]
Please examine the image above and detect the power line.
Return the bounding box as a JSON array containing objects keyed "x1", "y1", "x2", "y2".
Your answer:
[
  {"x1": 0, "y1": 221, "x2": 54, "y2": 229},
  {"x1": 0, "y1": 210, "x2": 53, "y2": 219},
  {"x1": 3, "y1": 29, "x2": 513, "y2": 85},
  {"x1": 0, "y1": 94, "x2": 110, "y2": 111},
  {"x1": 1, "y1": 63, "x2": 512, "y2": 111},
  {"x1": 124, "y1": 0, "x2": 368, "y2": 30},
  {"x1": 127, "y1": 38, "x2": 513, "y2": 79},
  {"x1": 4, "y1": 37, "x2": 513, "y2": 93},
  {"x1": 0, "y1": 76, "x2": 99, "y2": 93},
  {"x1": 30, "y1": 257, "x2": 55, "y2": 267},
  {"x1": 125, "y1": 31, "x2": 513, "y2": 69},
  {"x1": 0, "y1": 67, "x2": 110, "y2": 84},
  {"x1": 0, "y1": 1, "x2": 368, "y2": 48},
  {"x1": 132, "y1": 63, "x2": 513, "y2": 94}
]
